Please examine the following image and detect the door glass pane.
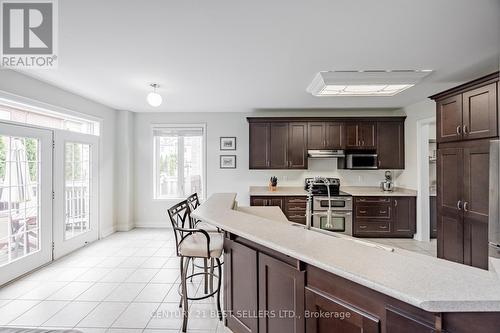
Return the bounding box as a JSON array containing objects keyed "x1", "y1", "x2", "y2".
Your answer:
[
  {"x1": 64, "y1": 142, "x2": 91, "y2": 240},
  {"x1": 0, "y1": 135, "x2": 40, "y2": 266}
]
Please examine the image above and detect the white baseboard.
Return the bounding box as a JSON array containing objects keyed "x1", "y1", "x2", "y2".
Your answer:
[
  {"x1": 100, "y1": 226, "x2": 116, "y2": 238},
  {"x1": 134, "y1": 222, "x2": 170, "y2": 228},
  {"x1": 116, "y1": 224, "x2": 134, "y2": 232}
]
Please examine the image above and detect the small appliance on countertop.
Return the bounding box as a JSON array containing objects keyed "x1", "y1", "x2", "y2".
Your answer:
[{"x1": 381, "y1": 171, "x2": 394, "y2": 192}]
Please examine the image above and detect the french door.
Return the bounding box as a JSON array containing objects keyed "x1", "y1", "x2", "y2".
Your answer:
[
  {"x1": 53, "y1": 130, "x2": 99, "y2": 259},
  {"x1": 0, "y1": 122, "x2": 53, "y2": 286}
]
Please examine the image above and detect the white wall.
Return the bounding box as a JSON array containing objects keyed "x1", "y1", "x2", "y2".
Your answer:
[
  {"x1": 0, "y1": 70, "x2": 118, "y2": 237},
  {"x1": 398, "y1": 99, "x2": 436, "y2": 190},
  {"x1": 133, "y1": 109, "x2": 406, "y2": 226}
]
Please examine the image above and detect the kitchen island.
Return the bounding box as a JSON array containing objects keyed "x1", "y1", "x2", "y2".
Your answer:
[{"x1": 192, "y1": 193, "x2": 500, "y2": 333}]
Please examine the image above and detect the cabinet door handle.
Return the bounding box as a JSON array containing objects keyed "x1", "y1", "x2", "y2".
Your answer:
[
  {"x1": 457, "y1": 200, "x2": 462, "y2": 210},
  {"x1": 362, "y1": 140, "x2": 365, "y2": 146},
  {"x1": 456, "y1": 125, "x2": 461, "y2": 135},
  {"x1": 463, "y1": 201, "x2": 469, "y2": 212},
  {"x1": 379, "y1": 226, "x2": 388, "y2": 229},
  {"x1": 380, "y1": 210, "x2": 387, "y2": 214},
  {"x1": 359, "y1": 210, "x2": 367, "y2": 213},
  {"x1": 394, "y1": 199, "x2": 398, "y2": 207},
  {"x1": 463, "y1": 125, "x2": 468, "y2": 135},
  {"x1": 359, "y1": 225, "x2": 367, "y2": 229}
]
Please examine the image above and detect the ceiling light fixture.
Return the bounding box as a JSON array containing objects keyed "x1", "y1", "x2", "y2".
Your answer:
[
  {"x1": 307, "y1": 70, "x2": 432, "y2": 97},
  {"x1": 147, "y1": 83, "x2": 163, "y2": 107}
]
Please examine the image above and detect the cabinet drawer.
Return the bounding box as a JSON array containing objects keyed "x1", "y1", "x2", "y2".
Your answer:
[
  {"x1": 287, "y1": 214, "x2": 306, "y2": 225},
  {"x1": 356, "y1": 205, "x2": 391, "y2": 219},
  {"x1": 355, "y1": 197, "x2": 391, "y2": 204},
  {"x1": 355, "y1": 219, "x2": 390, "y2": 234},
  {"x1": 286, "y1": 197, "x2": 307, "y2": 211}
]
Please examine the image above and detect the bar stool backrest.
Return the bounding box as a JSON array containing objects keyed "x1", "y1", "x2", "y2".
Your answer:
[
  {"x1": 186, "y1": 193, "x2": 201, "y2": 226},
  {"x1": 168, "y1": 199, "x2": 210, "y2": 258}
]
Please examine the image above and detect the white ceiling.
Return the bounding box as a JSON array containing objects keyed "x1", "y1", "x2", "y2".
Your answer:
[{"x1": 21, "y1": 0, "x2": 500, "y2": 112}]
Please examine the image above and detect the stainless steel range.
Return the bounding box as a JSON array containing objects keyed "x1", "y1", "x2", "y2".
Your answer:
[{"x1": 304, "y1": 177, "x2": 353, "y2": 235}]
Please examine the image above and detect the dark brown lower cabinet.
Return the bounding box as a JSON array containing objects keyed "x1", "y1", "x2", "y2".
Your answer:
[
  {"x1": 258, "y1": 253, "x2": 305, "y2": 333},
  {"x1": 305, "y1": 287, "x2": 380, "y2": 333},
  {"x1": 353, "y1": 196, "x2": 416, "y2": 238},
  {"x1": 250, "y1": 195, "x2": 306, "y2": 224},
  {"x1": 224, "y1": 233, "x2": 500, "y2": 333}
]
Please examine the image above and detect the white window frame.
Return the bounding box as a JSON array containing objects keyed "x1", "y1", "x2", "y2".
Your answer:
[
  {"x1": 152, "y1": 123, "x2": 207, "y2": 201},
  {"x1": 0, "y1": 90, "x2": 101, "y2": 136}
]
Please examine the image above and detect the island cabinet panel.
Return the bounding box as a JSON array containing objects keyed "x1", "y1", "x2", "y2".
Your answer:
[
  {"x1": 305, "y1": 287, "x2": 380, "y2": 333},
  {"x1": 258, "y1": 253, "x2": 305, "y2": 333},
  {"x1": 250, "y1": 196, "x2": 284, "y2": 210},
  {"x1": 385, "y1": 307, "x2": 436, "y2": 333},
  {"x1": 224, "y1": 239, "x2": 258, "y2": 333},
  {"x1": 377, "y1": 122, "x2": 405, "y2": 169},
  {"x1": 223, "y1": 233, "x2": 500, "y2": 333}
]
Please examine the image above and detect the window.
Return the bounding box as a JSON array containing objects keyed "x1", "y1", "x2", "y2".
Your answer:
[
  {"x1": 153, "y1": 125, "x2": 205, "y2": 199},
  {"x1": 0, "y1": 104, "x2": 99, "y2": 136}
]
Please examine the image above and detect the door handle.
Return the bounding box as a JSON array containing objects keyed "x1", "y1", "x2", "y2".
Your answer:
[
  {"x1": 457, "y1": 200, "x2": 462, "y2": 210},
  {"x1": 463, "y1": 125, "x2": 468, "y2": 135},
  {"x1": 456, "y1": 125, "x2": 461, "y2": 135},
  {"x1": 463, "y1": 201, "x2": 469, "y2": 212},
  {"x1": 359, "y1": 210, "x2": 367, "y2": 214},
  {"x1": 394, "y1": 199, "x2": 398, "y2": 207}
]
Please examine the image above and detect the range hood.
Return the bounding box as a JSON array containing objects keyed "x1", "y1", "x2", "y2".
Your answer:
[{"x1": 307, "y1": 150, "x2": 345, "y2": 158}]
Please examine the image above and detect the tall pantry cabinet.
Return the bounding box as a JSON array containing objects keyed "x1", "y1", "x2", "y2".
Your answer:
[{"x1": 430, "y1": 72, "x2": 499, "y2": 270}]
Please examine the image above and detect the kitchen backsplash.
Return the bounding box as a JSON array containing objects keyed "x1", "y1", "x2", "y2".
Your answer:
[{"x1": 247, "y1": 159, "x2": 403, "y2": 187}]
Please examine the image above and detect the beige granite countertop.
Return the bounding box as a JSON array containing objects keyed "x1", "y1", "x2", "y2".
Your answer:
[
  {"x1": 192, "y1": 193, "x2": 500, "y2": 312},
  {"x1": 342, "y1": 186, "x2": 417, "y2": 197},
  {"x1": 249, "y1": 185, "x2": 417, "y2": 197},
  {"x1": 237, "y1": 206, "x2": 288, "y2": 223}
]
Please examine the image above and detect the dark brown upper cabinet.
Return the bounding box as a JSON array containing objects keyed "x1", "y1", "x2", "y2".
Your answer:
[
  {"x1": 307, "y1": 122, "x2": 343, "y2": 150},
  {"x1": 345, "y1": 122, "x2": 377, "y2": 150},
  {"x1": 269, "y1": 122, "x2": 289, "y2": 169},
  {"x1": 248, "y1": 117, "x2": 404, "y2": 170},
  {"x1": 377, "y1": 122, "x2": 405, "y2": 169},
  {"x1": 462, "y1": 82, "x2": 498, "y2": 141},
  {"x1": 289, "y1": 122, "x2": 308, "y2": 169},
  {"x1": 249, "y1": 122, "x2": 270, "y2": 169},
  {"x1": 432, "y1": 73, "x2": 499, "y2": 143},
  {"x1": 249, "y1": 121, "x2": 307, "y2": 169},
  {"x1": 436, "y1": 95, "x2": 463, "y2": 143}
]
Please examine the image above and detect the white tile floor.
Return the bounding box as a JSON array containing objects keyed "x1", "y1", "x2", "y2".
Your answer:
[
  {"x1": 0, "y1": 228, "x2": 437, "y2": 333},
  {"x1": 0, "y1": 229, "x2": 228, "y2": 333}
]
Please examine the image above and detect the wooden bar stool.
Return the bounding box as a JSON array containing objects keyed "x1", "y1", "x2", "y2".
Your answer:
[{"x1": 167, "y1": 200, "x2": 223, "y2": 332}]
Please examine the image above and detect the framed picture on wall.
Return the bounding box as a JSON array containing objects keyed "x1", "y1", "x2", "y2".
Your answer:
[
  {"x1": 220, "y1": 137, "x2": 236, "y2": 150},
  {"x1": 220, "y1": 155, "x2": 236, "y2": 169}
]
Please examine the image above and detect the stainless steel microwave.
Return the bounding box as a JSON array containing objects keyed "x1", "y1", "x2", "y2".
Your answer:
[{"x1": 346, "y1": 154, "x2": 378, "y2": 169}]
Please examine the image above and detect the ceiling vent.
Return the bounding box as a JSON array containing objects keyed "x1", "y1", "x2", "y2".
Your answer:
[{"x1": 306, "y1": 70, "x2": 432, "y2": 97}]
